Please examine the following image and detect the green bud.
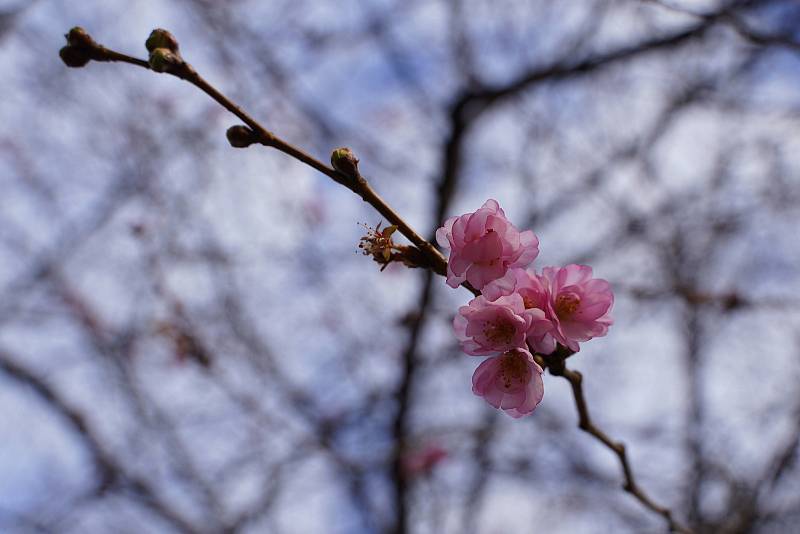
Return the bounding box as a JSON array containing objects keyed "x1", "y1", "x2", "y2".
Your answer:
[
  {"x1": 331, "y1": 147, "x2": 360, "y2": 177},
  {"x1": 148, "y1": 47, "x2": 179, "y2": 73},
  {"x1": 146, "y1": 28, "x2": 179, "y2": 54}
]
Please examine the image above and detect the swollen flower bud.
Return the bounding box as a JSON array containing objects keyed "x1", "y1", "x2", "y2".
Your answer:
[
  {"x1": 148, "y1": 47, "x2": 180, "y2": 73},
  {"x1": 66, "y1": 27, "x2": 94, "y2": 48},
  {"x1": 331, "y1": 147, "x2": 359, "y2": 177},
  {"x1": 146, "y1": 28, "x2": 179, "y2": 54},
  {"x1": 226, "y1": 125, "x2": 257, "y2": 148},
  {"x1": 59, "y1": 45, "x2": 90, "y2": 68},
  {"x1": 59, "y1": 27, "x2": 97, "y2": 68}
]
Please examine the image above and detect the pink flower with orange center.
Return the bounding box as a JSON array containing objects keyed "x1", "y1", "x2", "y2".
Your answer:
[
  {"x1": 471, "y1": 348, "x2": 544, "y2": 418},
  {"x1": 482, "y1": 268, "x2": 557, "y2": 354},
  {"x1": 539, "y1": 264, "x2": 614, "y2": 352},
  {"x1": 454, "y1": 293, "x2": 545, "y2": 356}
]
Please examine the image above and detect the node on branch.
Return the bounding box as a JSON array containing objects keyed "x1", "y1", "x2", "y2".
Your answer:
[{"x1": 331, "y1": 147, "x2": 360, "y2": 178}]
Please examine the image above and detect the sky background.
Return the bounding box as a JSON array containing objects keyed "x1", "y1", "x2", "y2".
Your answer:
[{"x1": 1, "y1": 1, "x2": 800, "y2": 533}]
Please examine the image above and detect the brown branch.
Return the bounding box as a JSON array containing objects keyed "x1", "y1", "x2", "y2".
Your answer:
[
  {"x1": 446, "y1": 0, "x2": 755, "y2": 127},
  {"x1": 543, "y1": 351, "x2": 693, "y2": 534},
  {"x1": 643, "y1": 0, "x2": 800, "y2": 52},
  {"x1": 389, "y1": 270, "x2": 433, "y2": 534},
  {"x1": 0, "y1": 350, "x2": 116, "y2": 488},
  {"x1": 59, "y1": 27, "x2": 453, "y2": 289}
]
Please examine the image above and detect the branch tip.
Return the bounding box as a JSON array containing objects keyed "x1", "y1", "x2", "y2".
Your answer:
[{"x1": 59, "y1": 27, "x2": 99, "y2": 68}]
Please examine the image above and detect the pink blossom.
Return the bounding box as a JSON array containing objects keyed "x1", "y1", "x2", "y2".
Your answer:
[
  {"x1": 482, "y1": 268, "x2": 557, "y2": 354},
  {"x1": 471, "y1": 348, "x2": 544, "y2": 418},
  {"x1": 539, "y1": 264, "x2": 614, "y2": 352},
  {"x1": 402, "y1": 443, "x2": 448, "y2": 478},
  {"x1": 454, "y1": 293, "x2": 547, "y2": 356},
  {"x1": 436, "y1": 199, "x2": 539, "y2": 290}
]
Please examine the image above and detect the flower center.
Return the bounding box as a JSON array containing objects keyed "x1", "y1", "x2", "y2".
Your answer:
[
  {"x1": 498, "y1": 350, "x2": 532, "y2": 391},
  {"x1": 555, "y1": 292, "x2": 580, "y2": 320},
  {"x1": 519, "y1": 289, "x2": 538, "y2": 310},
  {"x1": 483, "y1": 319, "x2": 515, "y2": 345}
]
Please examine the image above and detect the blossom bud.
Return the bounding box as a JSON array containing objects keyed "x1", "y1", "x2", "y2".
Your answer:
[
  {"x1": 148, "y1": 47, "x2": 180, "y2": 73},
  {"x1": 59, "y1": 27, "x2": 96, "y2": 68},
  {"x1": 331, "y1": 147, "x2": 359, "y2": 177},
  {"x1": 145, "y1": 28, "x2": 179, "y2": 54},
  {"x1": 59, "y1": 45, "x2": 90, "y2": 68},
  {"x1": 226, "y1": 125, "x2": 257, "y2": 148},
  {"x1": 66, "y1": 27, "x2": 94, "y2": 49}
]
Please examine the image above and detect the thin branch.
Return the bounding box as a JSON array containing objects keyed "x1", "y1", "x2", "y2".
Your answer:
[
  {"x1": 543, "y1": 352, "x2": 693, "y2": 534},
  {"x1": 59, "y1": 27, "x2": 450, "y2": 285},
  {"x1": 723, "y1": 12, "x2": 800, "y2": 51},
  {"x1": 642, "y1": 0, "x2": 800, "y2": 52},
  {"x1": 452, "y1": 0, "x2": 752, "y2": 118},
  {"x1": 0, "y1": 351, "x2": 116, "y2": 488}
]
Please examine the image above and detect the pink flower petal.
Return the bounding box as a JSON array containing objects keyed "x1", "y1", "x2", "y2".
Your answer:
[{"x1": 436, "y1": 200, "x2": 540, "y2": 291}]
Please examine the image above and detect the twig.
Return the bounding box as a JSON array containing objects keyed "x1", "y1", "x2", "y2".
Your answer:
[
  {"x1": 59, "y1": 27, "x2": 450, "y2": 284},
  {"x1": 543, "y1": 351, "x2": 693, "y2": 533},
  {"x1": 642, "y1": 0, "x2": 800, "y2": 52}
]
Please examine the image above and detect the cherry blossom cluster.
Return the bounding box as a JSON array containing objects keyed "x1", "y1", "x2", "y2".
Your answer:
[{"x1": 436, "y1": 199, "x2": 614, "y2": 418}]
